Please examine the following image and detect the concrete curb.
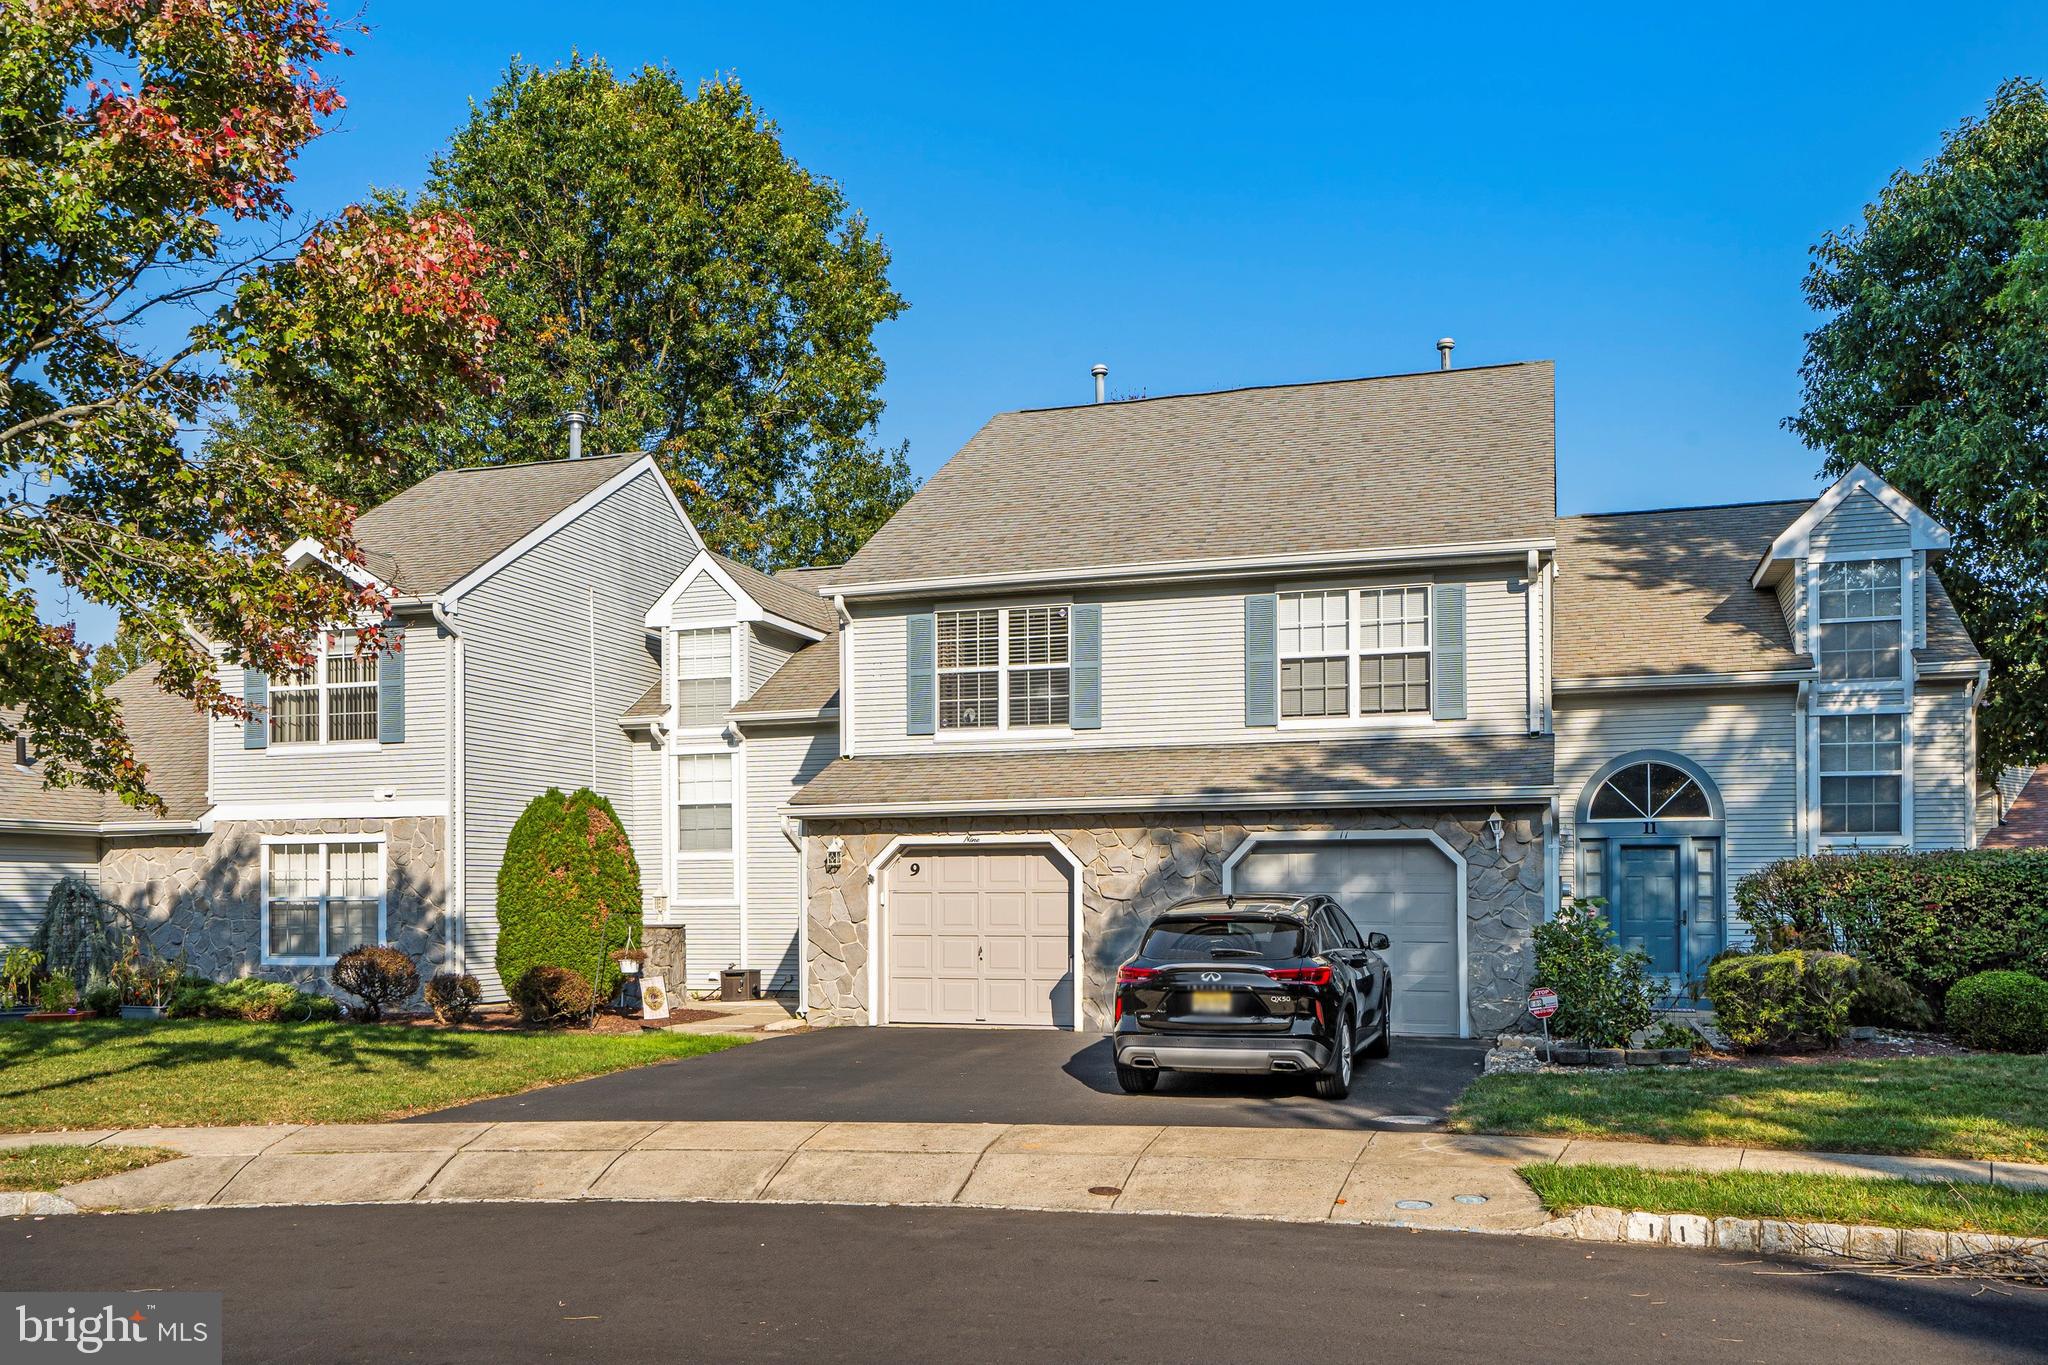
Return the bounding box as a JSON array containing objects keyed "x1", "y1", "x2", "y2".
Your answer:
[
  {"x1": 1533, "y1": 1203, "x2": 2048, "y2": 1266},
  {"x1": 0, "y1": 1192, "x2": 78, "y2": 1216}
]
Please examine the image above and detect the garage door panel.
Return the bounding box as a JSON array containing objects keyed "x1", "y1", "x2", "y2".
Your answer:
[
  {"x1": 885, "y1": 848, "x2": 1073, "y2": 1027},
  {"x1": 1236, "y1": 837, "x2": 1463, "y2": 1037}
]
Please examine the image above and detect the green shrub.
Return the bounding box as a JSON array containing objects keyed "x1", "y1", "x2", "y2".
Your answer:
[
  {"x1": 1945, "y1": 971, "x2": 2048, "y2": 1053},
  {"x1": 495, "y1": 787, "x2": 641, "y2": 1003},
  {"x1": 169, "y1": 978, "x2": 338, "y2": 1022},
  {"x1": 83, "y1": 983, "x2": 122, "y2": 1016},
  {"x1": 509, "y1": 965, "x2": 595, "y2": 1025},
  {"x1": 423, "y1": 972, "x2": 482, "y2": 1025},
  {"x1": 329, "y1": 946, "x2": 419, "y2": 1021},
  {"x1": 1849, "y1": 961, "x2": 1935, "y2": 1031},
  {"x1": 1532, "y1": 899, "x2": 1657, "y2": 1048},
  {"x1": 1704, "y1": 950, "x2": 1859, "y2": 1051},
  {"x1": 1736, "y1": 851, "x2": 2048, "y2": 1005},
  {"x1": 35, "y1": 976, "x2": 75, "y2": 1013},
  {"x1": 31, "y1": 877, "x2": 132, "y2": 992}
]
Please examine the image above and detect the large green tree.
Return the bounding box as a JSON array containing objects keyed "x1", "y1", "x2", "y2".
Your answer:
[
  {"x1": 222, "y1": 57, "x2": 916, "y2": 566},
  {"x1": 3, "y1": 1, "x2": 502, "y2": 809},
  {"x1": 1792, "y1": 77, "x2": 2048, "y2": 775}
]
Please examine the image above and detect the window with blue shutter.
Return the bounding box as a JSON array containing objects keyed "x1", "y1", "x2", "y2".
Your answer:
[
  {"x1": 242, "y1": 668, "x2": 268, "y2": 749},
  {"x1": 906, "y1": 612, "x2": 936, "y2": 735},
  {"x1": 1244, "y1": 594, "x2": 1278, "y2": 727},
  {"x1": 377, "y1": 623, "x2": 406, "y2": 744}
]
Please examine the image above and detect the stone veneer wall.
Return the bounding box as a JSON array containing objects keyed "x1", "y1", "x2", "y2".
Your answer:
[
  {"x1": 96, "y1": 817, "x2": 447, "y2": 996},
  {"x1": 801, "y1": 807, "x2": 1547, "y2": 1033}
]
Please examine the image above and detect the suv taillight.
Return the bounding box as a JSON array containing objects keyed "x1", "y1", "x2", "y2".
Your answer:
[
  {"x1": 1116, "y1": 966, "x2": 1158, "y2": 985},
  {"x1": 1265, "y1": 966, "x2": 1333, "y2": 986}
]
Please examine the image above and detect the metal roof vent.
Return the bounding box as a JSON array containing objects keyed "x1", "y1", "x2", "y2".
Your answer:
[
  {"x1": 563, "y1": 409, "x2": 591, "y2": 459},
  {"x1": 1091, "y1": 364, "x2": 1108, "y2": 403},
  {"x1": 1436, "y1": 338, "x2": 1455, "y2": 370}
]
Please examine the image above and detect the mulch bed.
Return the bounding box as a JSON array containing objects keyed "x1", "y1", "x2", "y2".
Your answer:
[
  {"x1": 379, "y1": 1005, "x2": 730, "y2": 1034},
  {"x1": 1695, "y1": 1030, "x2": 1976, "y2": 1068}
]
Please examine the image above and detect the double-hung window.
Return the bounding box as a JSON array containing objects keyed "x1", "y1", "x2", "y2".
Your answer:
[
  {"x1": 1818, "y1": 713, "x2": 1903, "y2": 835},
  {"x1": 263, "y1": 838, "x2": 383, "y2": 964},
  {"x1": 269, "y1": 631, "x2": 379, "y2": 745},
  {"x1": 1279, "y1": 586, "x2": 1431, "y2": 720},
  {"x1": 935, "y1": 605, "x2": 1069, "y2": 731},
  {"x1": 675, "y1": 628, "x2": 732, "y2": 729},
  {"x1": 676, "y1": 751, "x2": 734, "y2": 852},
  {"x1": 1816, "y1": 560, "x2": 1903, "y2": 681}
]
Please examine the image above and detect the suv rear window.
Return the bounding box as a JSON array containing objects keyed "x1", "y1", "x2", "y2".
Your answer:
[{"x1": 1140, "y1": 917, "x2": 1307, "y2": 962}]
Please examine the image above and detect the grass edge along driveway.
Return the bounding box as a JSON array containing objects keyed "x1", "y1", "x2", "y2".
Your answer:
[
  {"x1": 1450, "y1": 1054, "x2": 2048, "y2": 1163},
  {"x1": 0, "y1": 1020, "x2": 752, "y2": 1132},
  {"x1": 0, "y1": 1145, "x2": 176, "y2": 1193},
  {"x1": 1520, "y1": 1162, "x2": 2048, "y2": 1238}
]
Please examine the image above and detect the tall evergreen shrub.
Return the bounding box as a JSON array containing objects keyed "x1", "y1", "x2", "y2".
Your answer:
[{"x1": 494, "y1": 788, "x2": 642, "y2": 1004}]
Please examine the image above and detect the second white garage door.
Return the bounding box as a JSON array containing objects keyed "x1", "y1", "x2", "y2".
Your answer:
[
  {"x1": 883, "y1": 848, "x2": 1073, "y2": 1027},
  {"x1": 1232, "y1": 837, "x2": 1464, "y2": 1037}
]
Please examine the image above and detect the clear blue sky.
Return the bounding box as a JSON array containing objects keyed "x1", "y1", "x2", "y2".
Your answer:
[{"x1": 37, "y1": 2, "x2": 2048, "y2": 642}]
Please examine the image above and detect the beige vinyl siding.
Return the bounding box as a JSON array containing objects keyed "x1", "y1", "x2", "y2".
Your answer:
[
  {"x1": 670, "y1": 853, "x2": 739, "y2": 990},
  {"x1": 1913, "y1": 684, "x2": 1974, "y2": 850},
  {"x1": 458, "y1": 469, "x2": 698, "y2": 999},
  {"x1": 0, "y1": 834, "x2": 98, "y2": 944},
  {"x1": 1808, "y1": 487, "x2": 1909, "y2": 557},
  {"x1": 1556, "y1": 688, "x2": 1799, "y2": 949},
  {"x1": 628, "y1": 732, "x2": 664, "y2": 912},
  {"x1": 848, "y1": 564, "x2": 1531, "y2": 754},
  {"x1": 670, "y1": 575, "x2": 734, "y2": 627},
  {"x1": 741, "y1": 725, "x2": 837, "y2": 990},
  {"x1": 210, "y1": 607, "x2": 449, "y2": 806},
  {"x1": 745, "y1": 625, "x2": 804, "y2": 703}
]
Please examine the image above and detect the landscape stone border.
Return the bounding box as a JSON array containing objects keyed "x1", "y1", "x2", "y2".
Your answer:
[{"x1": 1536, "y1": 1202, "x2": 2048, "y2": 1269}]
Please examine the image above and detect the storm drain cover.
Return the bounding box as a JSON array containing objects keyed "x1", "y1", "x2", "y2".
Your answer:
[
  {"x1": 1453, "y1": 1194, "x2": 1489, "y2": 1205},
  {"x1": 1393, "y1": 1199, "x2": 1434, "y2": 1211}
]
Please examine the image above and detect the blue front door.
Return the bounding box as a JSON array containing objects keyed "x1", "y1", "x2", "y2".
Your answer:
[{"x1": 1614, "y1": 844, "x2": 1682, "y2": 975}]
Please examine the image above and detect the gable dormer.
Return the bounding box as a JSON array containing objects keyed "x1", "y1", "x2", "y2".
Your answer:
[{"x1": 1750, "y1": 464, "x2": 1952, "y2": 685}]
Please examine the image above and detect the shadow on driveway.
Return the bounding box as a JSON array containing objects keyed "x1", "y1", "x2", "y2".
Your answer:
[{"x1": 417, "y1": 1027, "x2": 1488, "y2": 1129}]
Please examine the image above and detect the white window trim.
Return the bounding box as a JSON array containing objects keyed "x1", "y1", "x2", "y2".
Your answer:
[
  {"x1": 669, "y1": 624, "x2": 737, "y2": 737},
  {"x1": 1275, "y1": 582, "x2": 1436, "y2": 730},
  {"x1": 932, "y1": 601, "x2": 1074, "y2": 738},
  {"x1": 1815, "y1": 706, "x2": 1910, "y2": 846},
  {"x1": 1811, "y1": 555, "x2": 1911, "y2": 690},
  {"x1": 673, "y1": 746, "x2": 739, "y2": 862},
  {"x1": 266, "y1": 629, "x2": 381, "y2": 749},
  {"x1": 258, "y1": 834, "x2": 387, "y2": 967}
]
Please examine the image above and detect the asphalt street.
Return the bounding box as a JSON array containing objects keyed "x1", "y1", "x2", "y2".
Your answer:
[
  {"x1": 6, "y1": 1202, "x2": 2042, "y2": 1363},
  {"x1": 421, "y1": 1026, "x2": 1489, "y2": 1128}
]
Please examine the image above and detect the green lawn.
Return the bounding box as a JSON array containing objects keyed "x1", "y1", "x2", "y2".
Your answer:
[
  {"x1": 0, "y1": 1020, "x2": 752, "y2": 1132},
  {"x1": 0, "y1": 1144, "x2": 176, "y2": 1192},
  {"x1": 1520, "y1": 1162, "x2": 2048, "y2": 1238},
  {"x1": 1450, "y1": 1055, "x2": 2048, "y2": 1163}
]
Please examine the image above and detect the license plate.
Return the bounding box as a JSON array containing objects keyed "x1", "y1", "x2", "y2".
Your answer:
[{"x1": 1191, "y1": 990, "x2": 1233, "y2": 1014}]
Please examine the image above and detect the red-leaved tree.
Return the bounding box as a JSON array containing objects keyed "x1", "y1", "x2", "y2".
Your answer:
[{"x1": 1, "y1": 0, "x2": 502, "y2": 809}]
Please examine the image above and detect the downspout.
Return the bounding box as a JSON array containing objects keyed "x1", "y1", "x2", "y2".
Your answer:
[
  {"x1": 1794, "y1": 679, "x2": 1810, "y2": 858},
  {"x1": 1543, "y1": 798, "x2": 1560, "y2": 923},
  {"x1": 832, "y1": 593, "x2": 853, "y2": 758},
  {"x1": 1525, "y1": 549, "x2": 1541, "y2": 734},
  {"x1": 783, "y1": 813, "x2": 809, "y2": 1018},
  {"x1": 431, "y1": 600, "x2": 465, "y2": 973}
]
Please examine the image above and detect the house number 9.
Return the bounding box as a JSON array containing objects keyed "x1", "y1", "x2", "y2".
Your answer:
[{"x1": 907, "y1": 861, "x2": 921, "y2": 877}]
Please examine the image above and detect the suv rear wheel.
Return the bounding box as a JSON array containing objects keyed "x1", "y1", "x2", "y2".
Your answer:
[
  {"x1": 1115, "y1": 1061, "x2": 1159, "y2": 1093},
  {"x1": 1314, "y1": 1018, "x2": 1353, "y2": 1099}
]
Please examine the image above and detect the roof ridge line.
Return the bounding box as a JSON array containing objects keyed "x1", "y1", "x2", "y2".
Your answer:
[{"x1": 1007, "y1": 360, "x2": 1548, "y2": 415}]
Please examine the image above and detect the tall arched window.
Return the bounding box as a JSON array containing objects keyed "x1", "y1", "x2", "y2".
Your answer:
[{"x1": 1574, "y1": 751, "x2": 1725, "y2": 991}]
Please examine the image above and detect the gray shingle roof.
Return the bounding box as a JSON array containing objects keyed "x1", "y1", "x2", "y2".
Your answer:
[
  {"x1": 1554, "y1": 502, "x2": 1812, "y2": 680},
  {"x1": 788, "y1": 733, "x2": 1554, "y2": 812},
  {"x1": 710, "y1": 553, "x2": 835, "y2": 634},
  {"x1": 1920, "y1": 573, "x2": 1983, "y2": 668},
  {"x1": 621, "y1": 681, "x2": 664, "y2": 724},
  {"x1": 350, "y1": 454, "x2": 641, "y2": 596},
  {"x1": 835, "y1": 363, "x2": 1557, "y2": 588},
  {"x1": 731, "y1": 633, "x2": 839, "y2": 718},
  {"x1": 1, "y1": 664, "x2": 210, "y2": 827}
]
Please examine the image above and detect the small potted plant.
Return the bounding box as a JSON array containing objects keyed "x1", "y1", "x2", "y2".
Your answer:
[
  {"x1": 0, "y1": 947, "x2": 43, "y2": 1021},
  {"x1": 26, "y1": 974, "x2": 80, "y2": 1021},
  {"x1": 610, "y1": 947, "x2": 646, "y2": 977},
  {"x1": 112, "y1": 940, "x2": 177, "y2": 1020}
]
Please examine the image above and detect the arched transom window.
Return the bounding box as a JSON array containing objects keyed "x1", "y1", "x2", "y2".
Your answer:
[{"x1": 1588, "y1": 760, "x2": 1712, "y2": 822}]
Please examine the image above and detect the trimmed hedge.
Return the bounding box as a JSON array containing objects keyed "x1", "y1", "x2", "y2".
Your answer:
[
  {"x1": 509, "y1": 964, "x2": 595, "y2": 1025},
  {"x1": 424, "y1": 972, "x2": 482, "y2": 1025},
  {"x1": 1945, "y1": 971, "x2": 2048, "y2": 1053},
  {"x1": 1736, "y1": 850, "x2": 2048, "y2": 1004},
  {"x1": 169, "y1": 978, "x2": 341, "y2": 1022},
  {"x1": 494, "y1": 787, "x2": 641, "y2": 1005},
  {"x1": 1703, "y1": 950, "x2": 1859, "y2": 1051},
  {"x1": 330, "y1": 946, "x2": 419, "y2": 1021}
]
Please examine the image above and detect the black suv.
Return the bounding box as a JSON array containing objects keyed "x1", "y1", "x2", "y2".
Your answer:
[{"x1": 1111, "y1": 896, "x2": 1392, "y2": 1100}]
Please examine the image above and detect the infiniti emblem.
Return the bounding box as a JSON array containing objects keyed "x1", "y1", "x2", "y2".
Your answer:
[{"x1": 1199, "y1": 972, "x2": 1222, "y2": 982}]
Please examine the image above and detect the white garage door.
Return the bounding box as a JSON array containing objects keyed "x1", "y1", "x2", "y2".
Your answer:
[
  {"x1": 1233, "y1": 838, "x2": 1463, "y2": 1037},
  {"x1": 883, "y1": 848, "x2": 1072, "y2": 1027}
]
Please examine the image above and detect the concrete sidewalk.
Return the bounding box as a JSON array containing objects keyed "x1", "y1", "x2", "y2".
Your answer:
[{"x1": 9, "y1": 1121, "x2": 2047, "y2": 1232}]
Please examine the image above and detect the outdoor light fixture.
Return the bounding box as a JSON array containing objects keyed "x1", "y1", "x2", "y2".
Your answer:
[
  {"x1": 1485, "y1": 809, "x2": 1505, "y2": 850},
  {"x1": 822, "y1": 837, "x2": 845, "y2": 875}
]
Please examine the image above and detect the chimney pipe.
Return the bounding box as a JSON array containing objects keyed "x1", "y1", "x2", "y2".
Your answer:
[
  {"x1": 1436, "y1": 338, "x2": 1455, "y2": 371},
  {"x1": 563, "y1": 410, "x2": 590, "y2": 459},
  {"x1": 1091, "y1": 364, "x2": 1108, "y2": 404}
]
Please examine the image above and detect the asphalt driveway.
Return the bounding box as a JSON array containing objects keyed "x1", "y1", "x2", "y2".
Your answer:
[{"x1": 419, "y1": 1027, "x2": 1488, "y2": 1129}]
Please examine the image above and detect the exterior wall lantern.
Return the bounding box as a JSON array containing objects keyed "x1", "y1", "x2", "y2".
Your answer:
[
  {"x1": 822, "y1": 837, "x2": 845, "y2": 876},
  {"x1": 1485, "y1": 809, "x2": 1505, "y2": 851}
]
